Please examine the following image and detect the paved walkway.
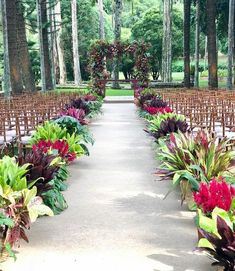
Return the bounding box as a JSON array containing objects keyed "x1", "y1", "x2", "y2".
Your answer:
[{"x1": 2, "y1": 104, "x2": 213, "y2": 271}]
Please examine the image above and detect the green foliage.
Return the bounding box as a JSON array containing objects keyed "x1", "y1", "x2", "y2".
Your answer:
[
  {"x1": 0, "y1": 156, "x2": 29, "y2": 192},
  {"x1": 30, "y1": 121, "x2": 86, "y2": 157},
  {"x1": 42, "y1": 186, "x2": 68, "y2": 215},
  {"x1": 61, "y1": 0, "x2": 113, "y2": 81},
  {"x1": 148, "y1": 113, "x2": 186, "y2": 132},
  {"x1": 157, "y1": 130, "x2": 234, "y2": 188},
  {"x1": 30, "y1": 121, "x2": 67, "y2": 144},
  {"x1": 86, "y1": 101, "x2": 103, "y2": 118},
  {"x1": 201, "y1": 69, "x2": 228, "y2": 78},
  {"x1": 131, "y1": 8, "x2": 183, "y2": 75},
  {"x1": 0, "y1": 185, "x2": 53, "y2": 260}
]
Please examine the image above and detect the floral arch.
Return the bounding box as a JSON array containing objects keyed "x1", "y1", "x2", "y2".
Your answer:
[{"x1": 89, "y1": 40, "x2": 150, "y2": 97}]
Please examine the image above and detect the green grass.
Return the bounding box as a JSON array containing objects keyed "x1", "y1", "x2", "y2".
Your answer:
[
  {"x1": 172, "y1": 72, "x2": 227, "y2": 88},
  {"x1": 105, "y1": 88, "x2": 134, "y2": 96}
]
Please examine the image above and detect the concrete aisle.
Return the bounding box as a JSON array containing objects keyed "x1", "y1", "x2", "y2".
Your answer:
[{"x1": 2, "y1": 103, "x2": 213, "y2": 271}]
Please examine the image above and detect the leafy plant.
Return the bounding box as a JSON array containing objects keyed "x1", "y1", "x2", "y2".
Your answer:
[
  {"x1": 54, "y1": 116, "x2": 82, "y2": 136},
  {"x1": 19, "y1": 150, "x2": 60, "y2": 196},
  {"x1": 54, "y1": 116, "x2": 94, "y2": 145},
  {"x1": 42, "y1": 186, "x2": 68, "y2": 215},
  {"x1": 148, "y1": 113, "x2": 186, "y2": 133},
  {"x1": 138, "y1": 88, "x2": 160, "y2": 107},
  {"x1": 0, "y1": 186, "x2": 53, "y2": 260},
  {"x1": 30, "y1": 121, "x2": 87, "y2": 158},
  {"x1": 41, "y1": 164, "x2": 69, "y2": 215},
  {"x1": 60, "y1": 108, "x2": 87, "y2": 125},
  {"x1": 32, "y1": 140, "x2": 77, "y2": 162},
  {"x1": 86, "y1": 100, "x2": 103, "y2": 118},
  {"x1": 64, "y1": 133, "x2": 86, "y2": 157},
  {"x1": 149, "y1": 96, "x2": 168, "y2": 108},
  {"x1": 52, "y1": 164, "x2": 69, "y2": 192},
  {"x1": 149, "y1": 117, "x2": 188, "y2": 140},
  {"x1": 30, "y1": 121, "x2": 67, "y2": 144},
  {"x1": 0, "y1": 156, "x2": 29, "y2": 192},
  {"x1": 198, "y1": 216, "x2": 235, "y2": 271},
  {"x1": 66, "y1": 98, "x2": 90, "y2": 114},
  {"x1": 158, "y1": 131, "x2": 234, "y2": 180}
]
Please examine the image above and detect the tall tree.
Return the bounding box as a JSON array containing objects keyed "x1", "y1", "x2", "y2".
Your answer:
[
  {"x1": 206, "y1": 0, "x2": 218, "y2": 89},
  {"x1": 1, "y1": 0, "x2": 11, "y2": 97},
  {"x1": 2, "y1": 0, "x2": 24, "y2": 94},
  {"x1": 162, "y1": 0, "x2": 172, "y2": 82},
  {"x1": 71, "y1": 0, "x2": 82, "y2": 85},
  {"x1": 227, "y1": 0, "x2": 235, "y2": 90},
  {"x1": 112, "y1": 0, "x2": 122, "y2": 89},
  {"x1": 16, "y1": 1, "x2": 35, "y2": 92},
  {"x1": 54, "y1": 0, "x2": 67, "y2": 84},
  {"x1": 98, "y1": 0, "x2": 105, "y2": 40},
  {"x1": 36, "y1": 0, "x2": 54, "y2": 91},
  {"x1": 48, "y1": 0, "x2": 56, "y2": 89},
  {"x1": 183, "y1": 0, "x2": 191, "y2": 88},
  {"x1": 194, "y1": 0, "x2": 200, "y2": 88}
]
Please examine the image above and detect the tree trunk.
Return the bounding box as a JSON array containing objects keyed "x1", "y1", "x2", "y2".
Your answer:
[
  {"x1": 54, "y1": 0, "x2": 67, "y2": 84},
  {"x1": 183, "y1": 0, "x2": 191, "y2": 88},
  {"x1": 37, "y1": 0, "x2": 53, "y2": 91},
  {"x1": 194, "y1": 0, "x2": 200, "y2": 88},
  {"x1": 1, "y1": 0, "x2": 11, "y2": 97},
  {"x1": 112, "y1": 0, "x2": 122, "y2": 89},
  {"x1": 162, "y1": 0, "x2": 172, "y2": 82},
  {"x1": 204, "y1": 35, "x2": 207, "y2": 71},
  {"x1": 227, "y1": 0, "x2": 234, "y2": 90},
  {"x1": 16, "y1": 1, "x2": 35, "y2": 92},
  {"x1": 98, "y1": 0, "x2": 105, "y2": 40},
  {"x1": 48, "y1": 0, "x2": 56, "y2": 89},
  {"x1": 41, "y1": 0, "x2": 53, "y2": 90},
  {"x1": 71, "y1": 0, "x2": 82, "y2": 85},
  {"x1": 4, "y1": 0, "x2": 24, "y2": 94},
  {"x1": 206, "y1": 0, "x2": 218, "y2": 89},
  {"x1": 36, "y1": 0, "x2": 46, "y2": 91}
]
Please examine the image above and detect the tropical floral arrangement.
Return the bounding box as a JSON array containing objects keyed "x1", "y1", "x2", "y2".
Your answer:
[
  {"x1": 0, "y1": 93, "x2": 103, "y2": 261},
  {"x1": 136, "y1": 90, "x2": 235, "y2": 270}
]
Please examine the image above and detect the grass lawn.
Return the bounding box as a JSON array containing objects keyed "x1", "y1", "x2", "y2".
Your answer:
[
  {"x1": 56, "y1": 87, "x2": 134, "y2": 96},
  {"x1": 172, "y1": 72, "x2": 227, "y2": 88},
  {"x1": 105, "y1": 88, "x2": 134, "y2": 96},
  {"x1": 55, "y1": 71, "x2": 229, "y2": 96}
]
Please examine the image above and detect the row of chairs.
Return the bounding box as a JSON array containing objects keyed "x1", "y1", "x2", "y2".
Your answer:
[
  {"x1": 157, "y1": 89, "x2": 235, "y2": 138},
  {"x1": 0, "y1": 91, "x2": 83, "y2": 156}
]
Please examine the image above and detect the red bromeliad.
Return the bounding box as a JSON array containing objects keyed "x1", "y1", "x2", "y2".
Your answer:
[
  {"x1": 143, "y1": 105, "x2": 173, "y2": 115},
  {"x1": 193, "y1": 178, "x2": 235, "y2": 214},
  {"x1": 32, "y1": 140, "x2": 76, "y2": 162}
]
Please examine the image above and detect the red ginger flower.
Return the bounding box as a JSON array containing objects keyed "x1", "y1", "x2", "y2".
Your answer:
[{"x1": 193, "y1": 178, "x2": 235, "y2": 214}]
